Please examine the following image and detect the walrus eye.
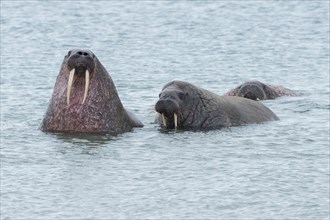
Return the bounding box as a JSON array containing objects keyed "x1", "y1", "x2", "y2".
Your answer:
[
  {"x1": 178, "y1": 92, "x2": 185, "y2": 100},
  {"x1": 67, "y1": 50, "x2": 72, "y2": 57}
]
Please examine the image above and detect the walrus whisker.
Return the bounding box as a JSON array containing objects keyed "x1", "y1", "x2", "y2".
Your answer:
[
  {"x1": 174, "y1": 113, "x2": 178, "y2": 128},
  {"x1": 82, "y1": 69, "x2": 89, "y2": 104},
  {"x1": 67, "y1": 68, "x2": 75, "y2": 105},
  {"x1": 161, "y1": 114, "x2": 167, "y2": 127}
]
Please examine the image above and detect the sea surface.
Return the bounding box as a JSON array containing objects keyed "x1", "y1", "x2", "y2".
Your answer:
[{"x1": 1, "y1": 1, "x2": 329, "y2": 219}]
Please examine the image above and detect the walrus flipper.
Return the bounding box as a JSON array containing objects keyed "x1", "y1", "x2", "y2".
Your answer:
[{"x1": 125, "y1": 109, "x2": 144, "y2": 127}]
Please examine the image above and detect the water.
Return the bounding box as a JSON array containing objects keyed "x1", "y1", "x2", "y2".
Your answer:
[{"x1": 1, "y1": 1, "x2": 329, "y2": 219}]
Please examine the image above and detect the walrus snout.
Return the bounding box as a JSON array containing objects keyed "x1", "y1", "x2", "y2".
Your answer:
[
  {"x1": 155, "y1": 99, "x2": 179, "y2": 115},
  {"x1": 242, "y1": 91, "x2": 259, "y2": 100},
  {"x1": 237, "y1": 83, "x2": 266, "y2": 100},
  {"x1": 67, "y1": 49, "x2": 95, "y2": 73},
  {"x1": 155, "y1": 99, "x2": 180, "y2": 128}
]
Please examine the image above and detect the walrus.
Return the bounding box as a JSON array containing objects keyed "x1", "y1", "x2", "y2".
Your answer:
[
  {"x1": 224, "y1": 80, "x2": 297, "y2": 100},
  {"x1": 40, "y1": 49, "x2": 143, "y2": 134},
  {"x1": 155, "y1": 81, "x2": 279, "y2": 130}
]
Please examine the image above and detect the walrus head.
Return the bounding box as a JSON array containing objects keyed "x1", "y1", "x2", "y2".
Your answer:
[
  {"x1": 40, "y1": 49, "x2": 142, "y2": 134},
  {"x1": 155, "y1": 81, "x2": 210, "y2": 129},
  {"x1": 155, "y1": 84, "x2": 184, "y2": 129},
  {"x1": 237, "y1": 81, "x2": 277, "y2": 100}
]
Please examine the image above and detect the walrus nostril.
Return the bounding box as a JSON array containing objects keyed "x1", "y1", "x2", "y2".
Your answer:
[{"x1": 75, "y1": 50, "x2": 92, "y2": 57}]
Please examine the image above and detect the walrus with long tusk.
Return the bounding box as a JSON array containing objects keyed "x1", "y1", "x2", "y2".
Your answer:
[
  {"x1": 40, "y1": 49, "x2": 143, "y2": 134},
  {"x1": 155, "y1": 81, "x2": 279, "y2": 130},
  {"x1": 224, "y1": 80, "x2": 297, "y2": 100}
]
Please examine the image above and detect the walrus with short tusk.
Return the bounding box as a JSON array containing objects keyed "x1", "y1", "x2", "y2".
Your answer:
[
  {"x1": 40, "y1": 49, "x2": 143, "y2": 134},
  {"x1": 224, "y1": 80, "x2": 297, "y2": 100},
  {"x1": 155, "y1": 80, "x2": 279, "y2": 130}
]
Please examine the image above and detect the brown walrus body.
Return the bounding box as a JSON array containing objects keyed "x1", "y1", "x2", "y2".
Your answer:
[
  {"x1": 40, "y1": 49, "x2": 143, "y2": 134},
  {"x1": 224, "y1": 80, "x2": 297, "y2": 100},
  {"x1": 155, "y1": 81, "x2": 278, "y2": 130}
]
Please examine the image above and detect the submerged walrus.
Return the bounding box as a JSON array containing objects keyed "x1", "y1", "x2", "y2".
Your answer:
[
  {"x1": 224, "y1": 80, "x2": 297, "y2": 100},
  {"x1": 40, "y1": 49, "x2": 143, "y2": 134},
  {"x1": 155, "y1": 81, "x2": 279, "y2": 130}
]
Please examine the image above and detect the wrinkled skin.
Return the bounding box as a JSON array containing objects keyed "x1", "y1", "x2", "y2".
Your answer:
[
  {"x1": 40, "y1": 49, "x2": 143, "y2": 134},
  {"x1": 224, "y1": 80, "x2": 297, "y2": 100},
  {"x1": 155, "y1": 81, "x2": 279, "y2": 130}
]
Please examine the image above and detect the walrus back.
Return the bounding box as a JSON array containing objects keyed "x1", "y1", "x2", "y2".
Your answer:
[{"x1": 220, "y1": 96, "x2": 279, "y2": 125}]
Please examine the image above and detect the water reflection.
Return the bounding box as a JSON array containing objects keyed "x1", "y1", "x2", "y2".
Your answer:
[
  {"x1": 46, "y1": 132, "x2": 121, "y2": 159},
  {"x1": 50, "y1": 131, "x2": 118, "y2": 144}
]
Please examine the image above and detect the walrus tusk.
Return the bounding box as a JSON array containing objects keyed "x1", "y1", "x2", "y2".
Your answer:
[
  {"x1": 82, "y1": 70, "x2": 89, "y2": 104},
  {"x1": 67, "y1": 68, "x2": 75, "y2": 105},
  {"x1": 161, "y1": 114, "x2": 167, "y2": 127},
  {"x1": 174, "y1": 113, "x2": 178, "y2": 128}
]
